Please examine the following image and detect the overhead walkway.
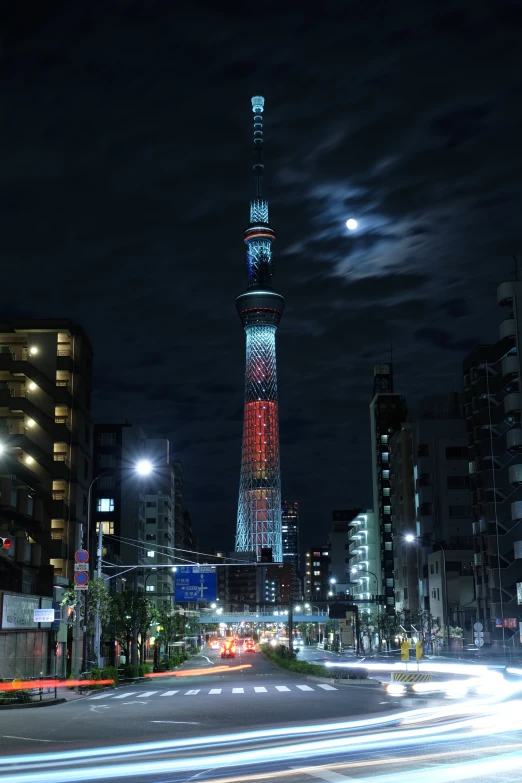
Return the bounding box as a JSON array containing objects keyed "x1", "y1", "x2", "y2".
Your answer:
[{"x1": 201, "y1": 611, "x2": 328, "y2": 624}]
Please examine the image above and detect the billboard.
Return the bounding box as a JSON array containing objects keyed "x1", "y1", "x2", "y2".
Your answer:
[{"x1": 175, "y1": 566, "x2": 217, "y2": 602}]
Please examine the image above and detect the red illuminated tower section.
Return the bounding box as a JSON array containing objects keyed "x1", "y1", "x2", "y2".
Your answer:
[{"x1": 235, "y1": 96, "x2": 284, "y2": 562}]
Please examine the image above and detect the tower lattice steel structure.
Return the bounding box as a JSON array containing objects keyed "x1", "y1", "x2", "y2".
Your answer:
[{"x1": 235, "y1": 96, "x2": 284, "y2": 563}]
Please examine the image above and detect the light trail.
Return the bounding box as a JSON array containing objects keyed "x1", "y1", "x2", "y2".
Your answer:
[
  {"x1": 2, "y1": 699, "x2": 522, "y2": 782},
  {"x1": 0, "y1": 678, "x2": 115, "y2": 692},
  {"x1": 186, "y1": 743, "x2": 522, "y2": 783}
]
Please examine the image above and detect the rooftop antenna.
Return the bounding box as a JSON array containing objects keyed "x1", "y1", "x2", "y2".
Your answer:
[{"x1": 251, "y1": 96, "x2": 264, "y2": 198}]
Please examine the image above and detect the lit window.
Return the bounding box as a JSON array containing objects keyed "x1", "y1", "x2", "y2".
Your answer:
[
  {"x1": 96, "y1": 521, "x2": 114, "y2": 535},
  {"x1": 97, "y1": 498, "x2": 114, "y2": 512},
  {"x1": 313, "y1": 570, "x2": 320, "y2": 576},
  {"x1": 146, "y1": 585, "x2": 155, "y2": 592},
  {"x1": 147, "y1": 550, "x2": 155, "y2": 558}
]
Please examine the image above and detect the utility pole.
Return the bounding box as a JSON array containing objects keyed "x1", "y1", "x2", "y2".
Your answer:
[
  {"x1": 288, "y1": 598, "x2": 293, "y2": 653},
  {"x1": 94, "y1": 521, "x2": 103, "y2": 666}
]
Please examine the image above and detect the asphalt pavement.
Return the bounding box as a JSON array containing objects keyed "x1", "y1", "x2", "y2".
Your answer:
[{"x1": 0, "y1": 646, "x2": 391, "y2": 756}]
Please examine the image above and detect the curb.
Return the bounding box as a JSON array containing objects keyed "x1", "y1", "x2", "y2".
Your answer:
[
  {"x1": 0, "y1": 698, "x2": 66, "y2": 710},
  {"x1": 260, "y1": 650, "x2": 382, "y2": 688}
]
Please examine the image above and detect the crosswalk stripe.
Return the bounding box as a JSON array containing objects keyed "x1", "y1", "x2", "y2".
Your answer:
[
  {"x1": 275, "y1": 685, "x2": 291, "y2": 692},
  {"x1": 161, "y1": 691, "x2": 179, "y2": 697},
  {"x1": 296, "y1": 685, "x2": 314, "y2": 691},
  {"x1": 87, "y1": 693, "x2": 112, "y2": 700},
  {"x1": 112, "y1": 692, "x2": 138, "y2": 699},
  {"x1": 140, "y1": 691, "x2": 159, "y2": 698},
  {"x1": 184, "y1": 689, "x2": 200, "y2": 695},
  {"x1": 254, "y1": 686, "x2": 267, "y2": 692},
  {"x1": 317, "y1": 684, "x2": 337, "y2": 691},
  {"x1": 209, "y1": 689, "x2": 222, "y2": 694}
]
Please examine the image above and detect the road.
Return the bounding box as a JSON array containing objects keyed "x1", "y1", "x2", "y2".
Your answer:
[
  {"x1": 1, "y1": 646, "x2": 522, "y2": 783},
  {"x1": 0, "y1": 646, "x2": 390, "y2": 754}
]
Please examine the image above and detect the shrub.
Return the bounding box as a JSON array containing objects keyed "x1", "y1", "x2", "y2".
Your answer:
[
  {"x1": 138, "y1": 663, "x2": 152, "y2": 677},
  {"x1": 167, "y1": 655, "x2": 180, "y2": 669},
  {"x1": 102, "y1": 666, "x2": 119, "y2": 685},
  {"x1": 123, "y1": 664, "x2": 139, "y2": 680}
]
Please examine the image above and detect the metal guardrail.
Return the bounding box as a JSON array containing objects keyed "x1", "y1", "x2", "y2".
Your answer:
[{"x1": 0, "y1": 675, "x2": 58, "y2": 704}]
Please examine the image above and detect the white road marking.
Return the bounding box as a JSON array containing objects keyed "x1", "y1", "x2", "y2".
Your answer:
[
  {"x1": 161, "y1": 690, "x2": 179, "y2": 697},
  {"x1": 232, "y1": 688, "x2": 244, "y2": 694},
  {"x1": 184, "y1": 689, "x2": 200, "y2": 695},
  {"x1": 293, "y1": 767, "x2": 362, "y2": 781},
  {"x1": 89, "y1": 706, "x2": 109, "y2": 713},
  {"x1": 151, "y1": 721, "x2": 200, "y2": 725},
  {"x1": 254, "y1": 686, "x2": 267, "y2": 692},
  {"x1": 317, "y1": 684, "x2": 337, "y2": 691},
  {"x1": 199, "y1": 655, "x2": 213, "y2": 664},
  {"x1": 87, "y1": 693, "x2": 112, "y2": 700},
  {"x1": 139, "y1": 691, "x2": 159, "y2": 698},
  {"x1": 275, "y1": 685, "x2": 291, "y2": 692},
  {"x1": 296, "y1": 685, "x2": 314, "y2": 691},
  {"x1": 209, "y1": 689, "x2": 222, "y2": 694},
  {"x1": 113, "y1": 692, "x2": 138, "y2": 699}
]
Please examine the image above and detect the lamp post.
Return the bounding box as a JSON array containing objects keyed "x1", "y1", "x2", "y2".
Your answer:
[
  {"x1": 304, "y1": 603, "x2": 323, "y2": 644},
  {"x1": 91, "y1": 459, "x2": 153, "y2": 668},
  {"x1": 405, "y1": 533, "x2": 450, "y2": 653}
]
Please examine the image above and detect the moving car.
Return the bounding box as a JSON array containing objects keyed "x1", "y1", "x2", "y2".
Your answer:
[
  {"x1": 210, "y1": 638, "x2": 221, "y2": 651},
  {"x1": 221, "y1": 641, "x2": 236, "y2": 659},
  {"x1": 244, "y1": 639, "x2": 256, "y2": 653}
]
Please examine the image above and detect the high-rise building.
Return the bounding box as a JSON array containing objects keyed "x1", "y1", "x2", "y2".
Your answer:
[
  {"x1": 235, "y1": 96, "x2": 284, "y2": 563},
  {"x1": 369, "y1": 364, "x2": 407, "y2": 613},
  {"x1": 347, "y1": 510, "x2": 379, "y2": 604},
  {"x1": 390, "y1": 396, "x2": 475, "y2": 638},
  {"x1": 0, "y1": 320, "x2": 93, "y2": 592},
  {"x1": 281, "y1": 501, "x2": 299, "y2": 570},
  {"x1": 304, "y1": 546, "x2": 329, "y2": 600},
  {"x1": 172, "y1": 459, "x2": 194, "y2": 555},
  {"x1": 92, "y1": 425, "x2": 177, "y2": 602},
  {"x1": 463, "y1": 273, "x2": 522, "y2": 646},
  {"x1": 329, "y1": 509, "x2": 361, "y2": 594}
]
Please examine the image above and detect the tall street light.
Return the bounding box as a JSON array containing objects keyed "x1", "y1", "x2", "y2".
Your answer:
[
  {"x1": 91, "y1": 459, "x2": 153, "y2": 667},
  {"x1": 405, "y1": 533, "x2": 450, "y2": 653}
]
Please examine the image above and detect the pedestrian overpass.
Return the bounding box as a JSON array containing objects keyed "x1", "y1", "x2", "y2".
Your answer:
[{"x1": 200, "y1": 611, "x2": 328, "y2": 624}]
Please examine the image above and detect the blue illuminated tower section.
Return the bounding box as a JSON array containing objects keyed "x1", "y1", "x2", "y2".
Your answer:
[{"x1": 235, "y1": 96, "x2": 284, "y2": 563}]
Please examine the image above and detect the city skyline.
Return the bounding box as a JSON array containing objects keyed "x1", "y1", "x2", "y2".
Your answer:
[{"x1": 1, "y1": 4, "x2": 521, "y2": 554}]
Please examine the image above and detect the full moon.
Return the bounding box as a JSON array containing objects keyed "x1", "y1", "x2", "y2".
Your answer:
[{"x1": 346, "y1": 218, "x2": 358, "y2": 230}]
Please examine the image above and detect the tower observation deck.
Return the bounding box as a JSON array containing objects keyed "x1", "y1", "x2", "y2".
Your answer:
[{"x1": 235, "y1": 96, "x2": 284, "y2": 563}]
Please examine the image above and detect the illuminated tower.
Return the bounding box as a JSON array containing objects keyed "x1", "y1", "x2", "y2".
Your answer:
[{"x1": 235, "y1": 96, "x2": 284, "y2": 563}]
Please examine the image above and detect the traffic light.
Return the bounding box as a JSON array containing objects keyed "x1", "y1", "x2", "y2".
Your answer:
[
  {"x1": 0, "y1": 537, "x2": 12, "y2": 550},
  {"x1": 416, "y1": 641, "x2": 424, "y2": 661},
  {"x1": 401, "y1": 641, "x2": 410, "y2": 662}
]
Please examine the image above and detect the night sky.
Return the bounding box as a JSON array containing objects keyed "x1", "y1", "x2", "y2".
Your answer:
[{"x1": 2, "y1": 2, "x2": 521, "y2": 556}]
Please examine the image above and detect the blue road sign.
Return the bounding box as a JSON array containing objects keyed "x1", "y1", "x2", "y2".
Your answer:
[{"x1": 175, "y1": 566, "x2": 217, "y2": 602}]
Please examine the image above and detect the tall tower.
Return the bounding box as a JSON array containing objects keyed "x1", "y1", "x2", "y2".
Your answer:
[{"x1": 235, "y1": 96, "x2": 284, "y2": 563}]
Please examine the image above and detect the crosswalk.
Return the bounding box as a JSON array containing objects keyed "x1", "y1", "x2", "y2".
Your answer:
[{"x1": 87, "y1": 683, "x2": 338, "y2": 702}]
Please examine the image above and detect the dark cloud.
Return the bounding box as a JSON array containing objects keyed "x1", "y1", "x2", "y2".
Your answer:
[{"x1": 0, "y1": 0, "x2": 520, "y2": 554}]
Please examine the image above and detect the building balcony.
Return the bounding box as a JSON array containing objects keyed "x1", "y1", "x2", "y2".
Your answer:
[
  {"x1": 497, "y1": 281, "x2": 515, "y2": 306},
  {"x1": 0, "y1": 351, "x2": 55, "y2": 393},
  {"x1": 504, "y1": 393, "x2": 522, "y2": 416},
  {"x1": 50, "y1": 531, "x2": 68, "y2": 559},
  {"x1": 54, "y1": 383, "x2": 73, "y2": 407},
  {"x1": 0, "y1": 389, "x2": 55, "y2": 434},
  {"x1": 512, "y1": 500, "x2": 522, "y2": 521},
  {"x1": 54, "y1": 418, "x2": 78, "y2": 443},
  {"x1": 499, "y1": 318, "x2": 516, "y2": 341},
  {"x1": 509, "y1": 464, "x2": 522, "y2": 487},
  {"x1": 507, "y1": 428, "x2": 522, "y2": 451},
  {"x1": 502, "y1": 354, "x2": 519, "y2": 379}
]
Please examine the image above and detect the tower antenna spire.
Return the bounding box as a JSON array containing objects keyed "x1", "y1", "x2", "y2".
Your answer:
[{"x1": 251, "y1": 96, "x2": 264, "y2": 198}]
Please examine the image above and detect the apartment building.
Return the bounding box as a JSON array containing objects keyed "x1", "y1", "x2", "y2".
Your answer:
[
  {"x1": 463, "y1": 274, "x2": 522, "y2": 646},
  {"x1": 0, "y1": 320, "x2": 93, "y2": 593},
  {"x1": 369, "y1": 364, "x2": 407, "y2": 612},
  {"x1": 304, "y1": 546, "x2": 329, "y2": 600}
]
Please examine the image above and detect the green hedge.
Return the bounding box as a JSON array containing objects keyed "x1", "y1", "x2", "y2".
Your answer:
[{"x1": 260, "y1": 646, "x2": 368, "y2": 679}]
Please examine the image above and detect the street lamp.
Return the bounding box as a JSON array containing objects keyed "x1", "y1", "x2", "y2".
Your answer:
[
  {"x1": 90, "y1": 459, "x2": 154, "y2": 668},
  {"x1": 405, "y1": 533, "x2": 450, "y2": 652}
]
